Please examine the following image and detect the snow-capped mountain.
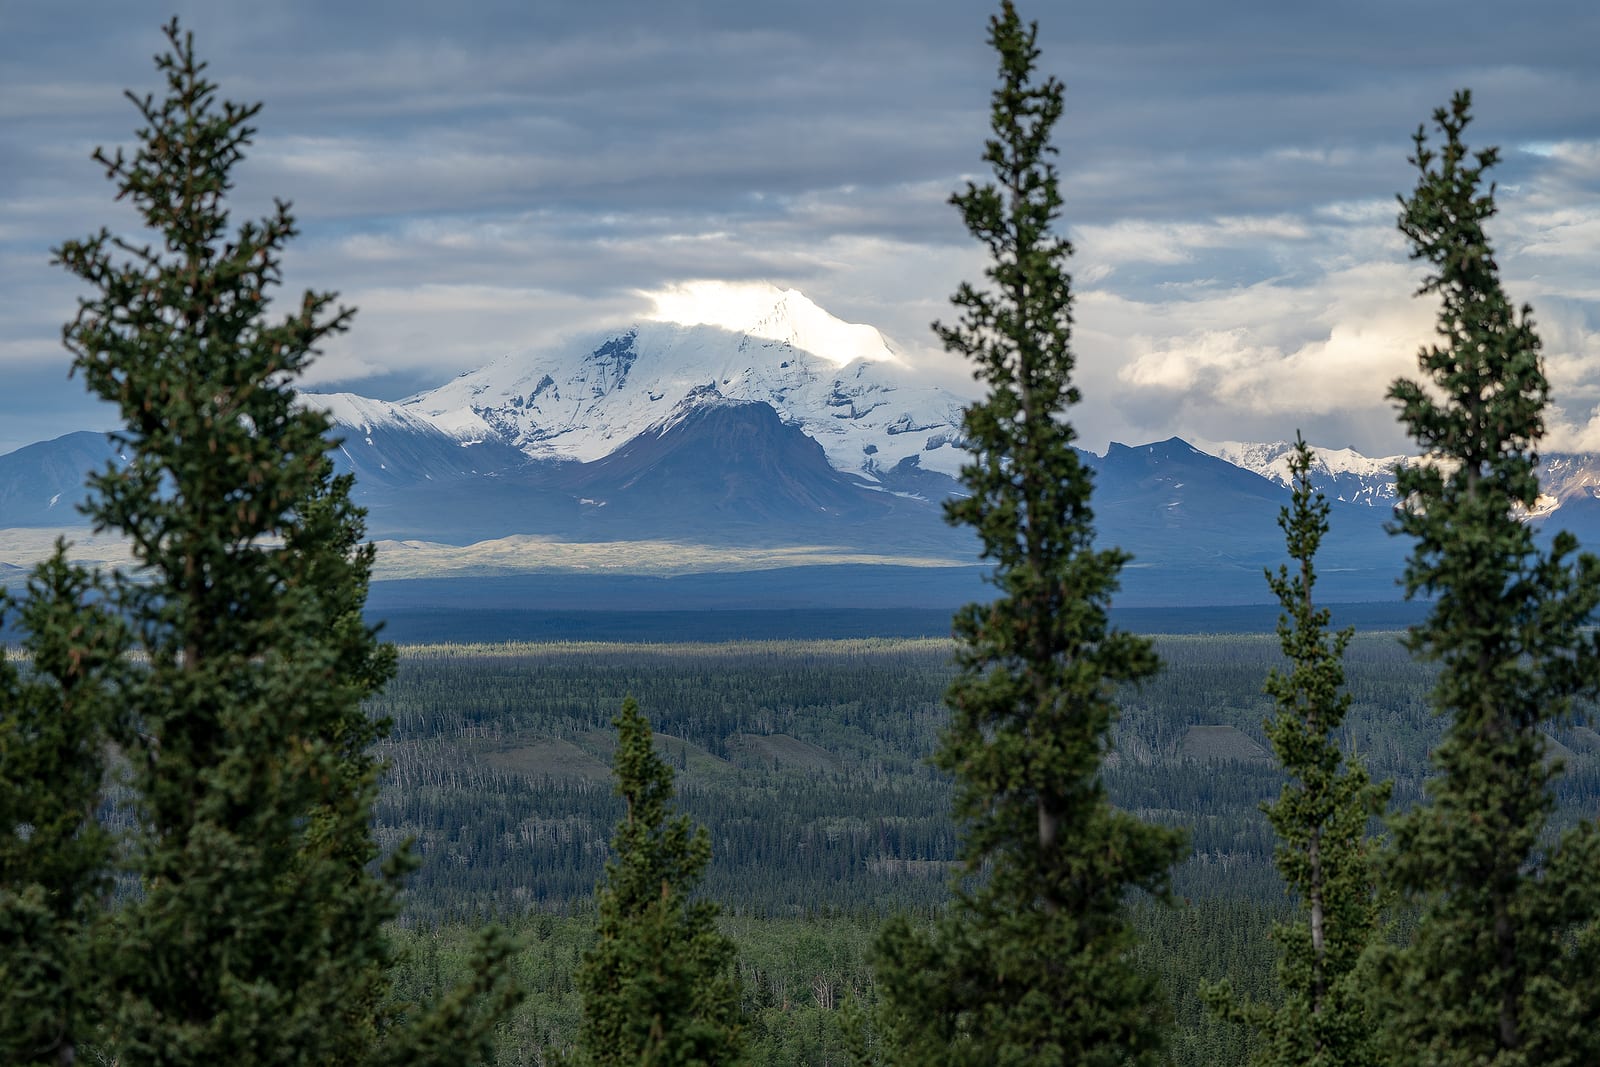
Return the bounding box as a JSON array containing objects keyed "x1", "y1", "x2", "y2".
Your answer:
[
  {"x1": 1537, "y1": 453, "x2": 1600, "y2": 510},
  {"x1": 19, "y1": 284, "x2": 1600, "y2": 606},
  {"x1": 400, "y1": 285, "x2": 972, "y2": 488},
  {"x1": 299, "y1": 391, "x2": 525, "y2": 488},
  {"x1": 1197, "y1": 439, "x2": 1410, "y2": 508},
  {"x1": 1198, "y1": 438, "x2": 1600, "y2": 524}
]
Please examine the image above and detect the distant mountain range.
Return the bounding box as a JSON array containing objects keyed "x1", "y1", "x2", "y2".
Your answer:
[{"x1": 7, "y1": 284, "x2": 1600, "y2": 605}]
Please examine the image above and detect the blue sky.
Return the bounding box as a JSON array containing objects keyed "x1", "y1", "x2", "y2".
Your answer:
[{"x1": 4, "y1": 0, "x2": 1599, "y2": 456}]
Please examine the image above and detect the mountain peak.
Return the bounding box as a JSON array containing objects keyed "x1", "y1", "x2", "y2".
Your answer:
[
  {"x1": 1104, "y1": 437, "x2": 1202, "y2": 457},
  {"x1": 400, "y1": 285, "x2": 971, "y2": 481},
  {"x1": 1193, "y1": 437, "x2": 1408, "y2": 508},
  {"x1": 642, "y1": 281, "x2": 900, "y2": 368},
  {"x1": 1195, "y1": 438, "x2": 1406, "y2": 485}
]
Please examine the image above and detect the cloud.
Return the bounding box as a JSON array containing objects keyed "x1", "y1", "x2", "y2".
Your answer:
[
  {"x1": 4, "y1": 0, "x2": 1600, "y2": 460},
  {"x1": 1069, "y1": 259, "x2": 1431, "y2": 449},
  {"x1": 1059, "y1": 168, "x2": 1600, "y2": 455}
]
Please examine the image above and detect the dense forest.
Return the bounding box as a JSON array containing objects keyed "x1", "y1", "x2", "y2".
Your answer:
[
  {"x1": 373, "y1": 634, "x2": 1600, "y2": 919},
  {"x1": 365, "y1": 634, "x2": 1600, "y2": 1063}
]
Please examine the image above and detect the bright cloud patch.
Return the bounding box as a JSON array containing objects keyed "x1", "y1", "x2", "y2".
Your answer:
[{"x1": 643, "y1": 280, "x2": 903, "y2": 367}]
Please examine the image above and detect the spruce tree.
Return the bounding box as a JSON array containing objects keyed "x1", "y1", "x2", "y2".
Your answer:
[
  {"x1": 0, "y1": 552, "x2": 126, "y2": 1065},
  {"x1": 1377, "y1": 90, "x2": 1600, "y2": 1066},
  {"x1": 873, "y1": 5, "x2": 1182, "y2": 1064},
  {"x1": 1203, "y1": 437, "x2": 1387, "y2": 1067},
  {"x1": 50, "y1": 20, "x2": 516, "y2": 1064},
  {"x1": 576, "y1": 696, "x2": 743, "y2": 1066}
]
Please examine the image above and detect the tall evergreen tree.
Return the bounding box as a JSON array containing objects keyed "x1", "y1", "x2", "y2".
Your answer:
[
  {"x1": 50, "y1": 20, "x2": 515, "y2": 1064},
  {"x1": 0, "y1": 552, "x2": 126, "y2": 1065},
  {"x1": 1377, "y1": 90, "x2": 1600, "y2": 1066},
  {"x1": 576, "y1": 696, "x2": 743, "y2": 1066},
  {"x1": 873, "y1": 5, "x2": 1182, "y2": 1065},
  {"x1": 1204, "y1": 437, "x2": 1387, "y2": 1067}
]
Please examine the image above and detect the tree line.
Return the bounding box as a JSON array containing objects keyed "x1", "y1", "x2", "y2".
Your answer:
[{"x1": 6, "y1": 3, "x2": 1600, "y2": 1066}]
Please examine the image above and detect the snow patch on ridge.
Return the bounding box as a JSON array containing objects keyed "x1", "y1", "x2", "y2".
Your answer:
[
  {"x1": 1197, "y1": 439, "x2": 1405, "y2": 484},
  {"x1": 304, "y1": 391, "x2": 496, "y2": 444}
]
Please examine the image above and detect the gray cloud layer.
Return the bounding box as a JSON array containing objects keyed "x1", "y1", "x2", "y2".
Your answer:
[{"x1": 4, "y1": 0, "x2": 1599, "y2": 455}]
